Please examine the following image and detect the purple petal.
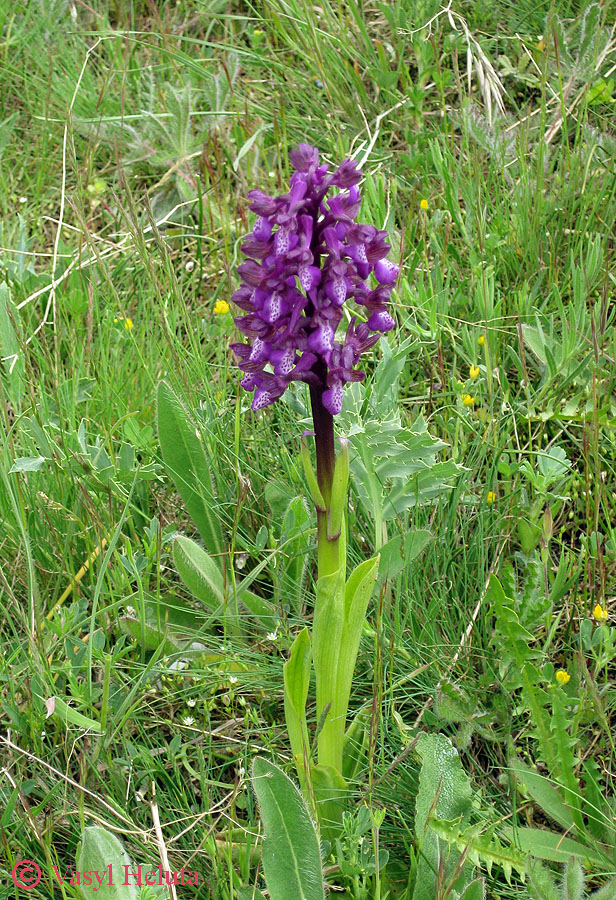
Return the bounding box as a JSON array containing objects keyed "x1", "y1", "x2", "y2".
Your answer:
[
  {"x1": 374, "y1": 259, "x2": 400, "y2": 285},
  {"x1": 289, "y1": 143, "x2": 319, "y2": 172},
  {"x1": 308, "y1": 323, "x2": 335, "y2": 354},
  {"x1": 263, "y1": 291, "x2": 285, "y2": 323},
  {"x1": 322, "y1": 383, "x2": 344, "y2": 415},
  {"x1": 271, "y1": 347, "x2": 296, "y2": 376},
  {"x1": 367, "y1": 310, "x2": 396, "y2": 331},
  {"x1": 253, "y1": 216, "x2": 273, "y2": 240}
]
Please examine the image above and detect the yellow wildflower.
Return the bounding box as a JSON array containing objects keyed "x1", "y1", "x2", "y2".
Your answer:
[
  {"x1": 114, "y1": 316, "x2": 133, "y2": 331},
  {"x1": 420, "y1": 198, "x2": 429, "y2": 211},
  {"x1": 463, "y1": 394, "x2": 475, "y2": 406},
  {"x1": 487, "y1": 491, "x2": 496, "y2": 505},
  {"x1": 478, "y1": 335, "x2": 485, "y2": 346},
  {"x1": 214, "y1": 300, "x2": 230, "y2": 315},
  {"x1": 536, "y1": 38, "x2": 545, "y2": 51},
  {"x1": 470, "y1": 364, "x2": 480, "y2": 379},
  {"x1": 593, "y1": 603, "x2": 608, "y2": 623},
  {"x1": 555, "y1": 669, "x2": 570, "y2": 685}
]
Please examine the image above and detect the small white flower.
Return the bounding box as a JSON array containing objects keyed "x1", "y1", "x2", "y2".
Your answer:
[
  {"x1": 183, "y1": 715, "x2": 195, "y2": 726},
  {"x1": 229, "y1": 675, "x2": 238, "y2": 685},
  {"x1": 19, "y1": 196, "x2": 27, "y2": 204},
  {"x1": 169, "y1": 659, "x2": 188, "y2": 672},
  {"x1": 186, "y1": 698, "x2": 196, "y2": 708},
  {"x1": 125, "y1": 605, "x2": 136, "y2": 617}
]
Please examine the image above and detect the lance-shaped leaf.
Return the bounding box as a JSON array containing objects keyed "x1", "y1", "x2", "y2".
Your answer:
[
  {"x1": 335, "y1": 556, "x2": 379, "y2": 731},
  {"x1": 342, "y1": 708, "x2": 370, "y2": 781},
  {"x1": 311, "y1": 763, "x2": 348, "y2": 844},
  {"x1": 284, "y1": 628, "x2": 312, "y2": 780},
  {"x1": 312, "y1": 566, "x2": 346, "y2": 772},
  {"x1": 328, "y1": 439, "x2": 349, "y2": 540},
  {"x1": 157, "y1": 381, "x2": 224, "y2": 556},
  {"x1": 173, "y1": 535, "x2": 224, "y2": 611},
  {"x1": 252, "y1": 757, "x2": 325, "y2": 900}
]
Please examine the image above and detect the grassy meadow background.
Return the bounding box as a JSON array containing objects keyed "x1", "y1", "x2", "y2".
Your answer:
[{"x1": 1, "y1": 0, "x2": 616, "y2": 897}]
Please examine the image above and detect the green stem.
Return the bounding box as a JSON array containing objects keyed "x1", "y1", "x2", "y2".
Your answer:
[{"x1": 310, "y1": 383, "x2": 347, "y2": 773}]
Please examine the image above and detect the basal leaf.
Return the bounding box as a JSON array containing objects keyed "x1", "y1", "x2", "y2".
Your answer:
[{"x1": 252, "y1": 757, "x2": 324, "y2": 900}]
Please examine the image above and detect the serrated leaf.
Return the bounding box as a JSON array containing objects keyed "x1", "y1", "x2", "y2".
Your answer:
[
  {"x1": 252, "y1": 757, "x2": 324, "y2": 900},
  {"x1": 9, "y1": 456, "x2": 46, "y2": 473},
  {"x1": 429, "y1": 819, "x2": 527, "y2": 885}
]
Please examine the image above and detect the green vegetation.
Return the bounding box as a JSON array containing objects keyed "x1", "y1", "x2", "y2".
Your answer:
[{"x1": 1, "y1": 1, "x2": 616, "y2": 897}]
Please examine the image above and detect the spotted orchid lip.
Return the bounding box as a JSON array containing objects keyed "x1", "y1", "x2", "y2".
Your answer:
[{"x1": 230, "y1": 144, "x2": 398, "y2": 413}]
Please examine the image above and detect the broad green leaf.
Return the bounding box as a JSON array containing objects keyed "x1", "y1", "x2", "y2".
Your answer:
[
  {"x1": 119, "y1": 615, "x2": 183, "y2": 654},
  {"x1": 173, "y1": 534, "x2": 273, "y2": 624},
  {"x1": 284, "y1": 628, "x2": 312, "y2": 778},
  {"x1": 378, "y1": 530, "x2": 432, "y2": 581},
  {"x1": 503, "y1": 827, "x2": 604, "y2": 865},
  {"x1": 549, "y1": 689, "x2": 584, "y2": 831},
  {"x1": 252, "y1": 757, "x2": 324, "y2": 900},
  {"x1": 457, "y1": 881, "x2": 486, "y2": 900},
  {"x1": 512, "y1": 758, "x2": 574, "y2": 832},
  {"x1": 237, "y1": 889, "x2": 267, "y2": 900},
  {"x1": 157, "y1": 381, "x2": 223, "y2": 556},
  {"x1": 173, "y1": 535, "x2": 223, "y2": 611},
  {"x1": 76, "y1": 826, "x2": 137, "y2": 900},
  {"x1": 413, "y1": 733, "x2": 474, "y2": 900}
]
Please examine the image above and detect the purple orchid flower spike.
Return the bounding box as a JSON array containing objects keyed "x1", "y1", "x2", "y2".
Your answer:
[{"x1": 230, "y1": 143, "x2": 399, "y2": 419}]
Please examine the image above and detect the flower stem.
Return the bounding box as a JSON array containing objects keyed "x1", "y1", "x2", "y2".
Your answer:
[
  {"x1": 310, "y1": 381, "x2": 348, "y2": 776},
  {"x1": 310, "y1": 382, "x2": 339, "y2": 582}
]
